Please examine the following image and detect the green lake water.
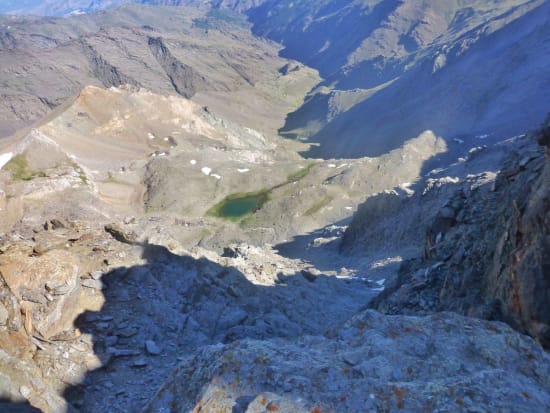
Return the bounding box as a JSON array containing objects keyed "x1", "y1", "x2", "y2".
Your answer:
[
  {"x1": 209, "y1": 163, "x2": 316, "y2": 220},
  {"x1": 217, "y1": 193, "x2": 268, "y2": 218}
]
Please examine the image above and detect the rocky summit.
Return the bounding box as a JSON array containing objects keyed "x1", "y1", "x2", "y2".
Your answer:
[{"x1": 0, "y1": 1, "x2": 549, "y2": 412}]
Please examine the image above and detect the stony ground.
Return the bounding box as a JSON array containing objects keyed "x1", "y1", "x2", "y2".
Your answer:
[
  {"x1": 1, "y1": 2, "x2": 550, "y2": 411},
  {"x1": 145, "y1": 311, "x2": 550, "y2": 412},
  {"x1": 0, "y1": 88, "x2": 549, "y2": 412}
]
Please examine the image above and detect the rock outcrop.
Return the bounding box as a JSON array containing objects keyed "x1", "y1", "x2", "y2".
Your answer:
[
  {"x1": 145, "y1": 310, "x2": 550, "y2": 412},
  {"x1": 371, "y1": 120, "x2": 550, "y2": 347},
  {"x1": 148, "y1": 36, "x2": 208, "y2": 99}
]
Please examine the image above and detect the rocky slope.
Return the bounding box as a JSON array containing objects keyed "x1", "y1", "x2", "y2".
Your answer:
[
  {"x1": 342, "y1": 118, "x2": 550, "y2": 348},
  {"x1": 0, "y1": 2, "x2": 549, "y2": 413},
  {"x1": 3, "y1": 1, "x2": 549, "y2": 159},
  {"x1": 0, "y1": 84, "x2": 549, "y2": 412},
  {"x1": 0, "y1": 4, "x2": 318, "y2": 139},
  {"x1": 0, "y1": 83, "x2": 447, "y2": 250},
  {"x1": 145, "y1": 311, "x2": 550, "y2": 412}
]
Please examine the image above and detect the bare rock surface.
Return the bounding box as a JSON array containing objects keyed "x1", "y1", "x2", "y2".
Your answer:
[
  {"x1": 145, "y1": 310, "x2": 550, "y2": 412},
  {"x1": 364, "y1": 126, "x2": 550, "y2": 348},
  {"x1": 0, "y1": 86, "x2": 547, "y2": 413},
  {"x1": 0, "y1": 85, "x2": 547, "y2": 413},
  {"x1": 0, "y1": 3, "x2": 548, "y2": 410}
]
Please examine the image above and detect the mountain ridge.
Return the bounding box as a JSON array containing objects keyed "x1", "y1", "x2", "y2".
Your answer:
[
  {"x1": 0, "y1": 1, "x2": 550, "y2": 412},
  {"x1": 2, "y1": 0, "x2": 548, "y2": 160}
]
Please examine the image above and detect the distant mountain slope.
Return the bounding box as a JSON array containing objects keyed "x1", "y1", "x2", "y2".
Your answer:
[
  {"x1": 0, "y1": 4, "x2": 318, "y2": 139},
  {"x1": 235, "y1": 0, "x2": 549, "y2": 157},
  {"x1": 0, "y1": 0, "x2": 130, "y2": 16},
  {"x1": 285, "y1": 0, "x2": 550, "y2": 157},
  {"x1": 2, "y1": 0, "x2": 548, "y2": 159},
  {"x1": 0, "y1": 0, "x2": 43, "y2": 14},
  {"x1": 170, "y1": 0, "x2": 550, "y2": 158}
]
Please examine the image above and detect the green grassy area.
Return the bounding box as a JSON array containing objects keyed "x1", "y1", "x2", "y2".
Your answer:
[
  {"x1": 286, "y1": 162, "x2": 316, "y2": 183},
  {"x1": 78, "y1": 169, "x2": 88, "y2": 185},
  {"x1": 4, "y1": 154, "x2": 46, "y2": 181},
  {"x1": 304, "y1": 195, "x2": 333, "y2": 216},
  {"x1": 69, "y1": 162, "x2": 88, "y2": 185}
]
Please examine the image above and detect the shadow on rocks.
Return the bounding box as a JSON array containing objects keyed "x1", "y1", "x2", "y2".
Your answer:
[
  {"x1": 62, "y1": 239, "x2": 372, "y2": 412},
  {"x1": 0, "y1": 398, "x2": 41, "y2": 413}
]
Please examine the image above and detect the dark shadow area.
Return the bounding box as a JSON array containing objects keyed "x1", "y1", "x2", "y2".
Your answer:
[
  {"x1": 0, "y1": 398, "x2": 41, "y2": 413},
  {"x1": 275, "y1": 1, "x2": 550, "y2": 160},
  {"x1": 274, "y1": 218, "x2": 352, "y2": 273},
  {"x1": 355, "y1": 129, "x2": 550, "y2": 350},
  {"x1": 246, "y1": 0, "x2": 402, "y2": 80},
  {"x1": 62, "y1": 239, "x2": 377, "y2": 412}
]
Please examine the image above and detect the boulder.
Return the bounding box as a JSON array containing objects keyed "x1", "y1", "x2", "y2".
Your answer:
[
  {"x1": 144, "y1": 310, "x2": 550, "y2": 412},
  {"x1": 0, "y1": 249, "x2": 81, "y2": 338}
]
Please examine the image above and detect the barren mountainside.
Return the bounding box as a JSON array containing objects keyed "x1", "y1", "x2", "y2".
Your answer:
[
  {"x1": 2, "y1": 0, "x2": 549, "y2": 157},
  {"x1": 0, "y1": 1, "x2": 549, "y2": 412},
  {"x1": 0, "y1": 4, "x2": 318, "y2": 139}
]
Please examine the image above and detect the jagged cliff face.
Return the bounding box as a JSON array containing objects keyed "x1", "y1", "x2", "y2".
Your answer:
[
  {"x1": 351, "y1": 120, "x2": 550, "y2": 347},
  {"x1": 489, "y1": 120, "x2": 550, "y2": 345}
]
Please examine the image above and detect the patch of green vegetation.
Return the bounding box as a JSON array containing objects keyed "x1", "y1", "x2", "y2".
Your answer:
[
  {"x1": 4, "y1": 154, "x2": 46, "y2": 181},
  {"x1": 78, "y1": 168, "x2": 88, "y2": 185},
  {"x1": 304, "y1": 195, "x2": 333, "y2": 216},
  {"x1": 208, "y1": 189, "x2": 270, "y2": 221},
  {"x1": 70, "y1": 162, "x2": 88, "y2": 185},
  {"x1": 286, "y1": 162, "x2": 316, "y2": 183},
  {"x1": 192, "y1": 8, "x2": 248, "y2": 30}
]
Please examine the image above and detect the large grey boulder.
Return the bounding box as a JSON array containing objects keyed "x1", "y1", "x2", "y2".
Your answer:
[{"x1": 144, "y1": 310, "x2": 550, "y2": 412}]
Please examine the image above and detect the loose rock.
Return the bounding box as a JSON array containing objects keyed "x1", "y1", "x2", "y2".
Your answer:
[{"x1": 145, "y1": 340, "x2": 161, "y2": 356}]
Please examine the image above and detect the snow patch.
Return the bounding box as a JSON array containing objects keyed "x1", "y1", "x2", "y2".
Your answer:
[
  {"x1": 148, "y1": 132, "x2": 156, "y2": 140},
  {"x1": 398, "y1": 182, "x2": 415, "y2": 196},
  {"x1": 328, "y1": 164, "x2": 337, "y2": 168},
  {"x1": 237, "y1": 168, "x2": 250, "y2": 173},
  {"x1": 190, "y1": 160, "x2": 197, "y2": 165},
  {"x1": 0, "y1": 152, "x2": 13, "y2": 169},
  {"x1": 67, "y1": 10, "x2": 86, "y2": 16},
  {"x1": 211, "y1": 174, "x2": 222, "y2": 180},
  {"x1": 201, "y1": 167, "x2": 212, "y2": 176}
]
